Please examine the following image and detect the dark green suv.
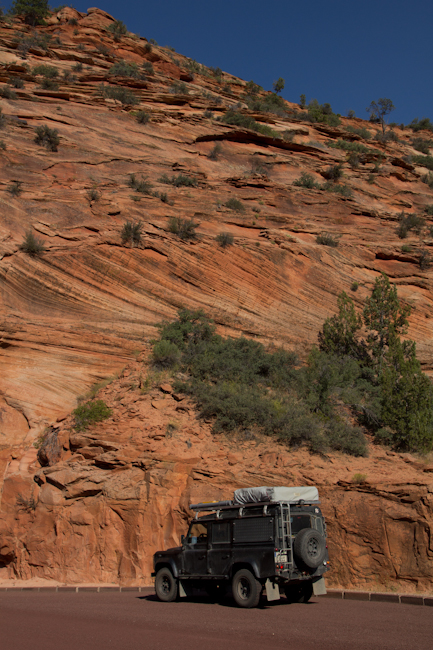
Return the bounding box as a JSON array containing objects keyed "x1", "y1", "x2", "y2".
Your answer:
[{"x1": 153, "y1": 486, "x2": 329, "y2": 608}]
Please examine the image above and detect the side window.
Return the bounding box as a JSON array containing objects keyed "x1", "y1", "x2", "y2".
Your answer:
[
  {"x1": 187, "y1": 522, "x2": 208, "y2": 545},
  {"x1": 211, "y1": 521, "x2": 231, "y2": 544}
]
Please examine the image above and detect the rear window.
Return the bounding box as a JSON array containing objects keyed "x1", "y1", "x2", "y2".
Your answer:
[{"x1": 290, "y1": 514, "x2": 311, "y2": 534}]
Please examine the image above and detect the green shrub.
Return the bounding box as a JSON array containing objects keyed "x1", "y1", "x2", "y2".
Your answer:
[
  {"x1": 40, "y1": 78, "x2": 59, "y2": 90},
  {"x1": 109, "y1": 60, "x2": 143, "y2": 79},
  {"x1": 34, "y1": 124, "x2": 59, "y2": 151},
  {"x1": 300, "y1": 99, "x2": 341, "y2": 126},
  {"x1": 316, "y1": 232, "x2": 339, "y2": 247},
  {"x1": 0, "y1": 86, "x2": 17, "y2": 100},
  {"x1": 73, "y1": 400, "x2": 112, "y2": 432},
  {"x1": 424, "y1": 204, "x2": 433, "y2": 215},
  {"x1": 220, "y1": 109, "x2": 279, "y2": 138},
  {"x1": 419, "y1": 250, "x2": 432, "y2": 270},
  {"x1": 168, "y1": 217, "x2": 197, "y2": 240},
  {"x1": 328, "y1": 139, "x2": 377, "y2": 155},
  {"x1": 152, "y1": 340, "x2": 181, "y2": 368},
  {"x1": 20, "y1": 230, "x2": 46, "y2": 255},
  {"x1": 159, "y1": 173, "x2": 197, "y2": 188},
  {"x1": 208, "y1": 142, "x2": 222, "y2": 160},
  {"x1": 422, "y1": 173, "x2": 433, "y2": 189},
  {"x1": 246, "y1": 92, "x2": 286, "y2": 116},
  {"x1": 352, "y1": 472, "x2": 368, "y2": 484},
  {"x1": 401, "y1": 244, "x2": 411, "y2": 253},
  {"x1": 347, "y1": 152, "x2": 360, "y2": 168},
  {"x1": 323, "y1": 182, "x2": 353, "y2": 198},
  {"x1": 346, "y1": 125, "x2": 371, "y2": 139},
  {"x1": 299, "y1": 93, "x2": 306, "y2": 108},
  {"x1": 411, "y1": 137, "x2": 432, "y2": 154},
  {"x1": 322, "y1": 163, "x2": 343, "y2": 181},
  {"x1": 0, "y1": 140, "x2": 6, "y2": 150},
  {"x1": 107, "y1": 20, "x2": 128, "y2": 41},
  {"x1": 87, "y1": 188, "x2": 99, "y2": 201},
  {"x1": 293, "y1": 172, "x2": 321, "y2": 189},
  {"x1": 127, "y1": 173, "x2": 153, "y2": 194},
  {"x1": 325, "y1": 420, "x2": 367, "y2": 457},
  {"x1": 33, "y1": 64, "x2": 58, "y2": 78},
  {"x1": 99, "y1": 84, "x2": 139, "y2": 106},
  {"x1": 73, "y1": 62, "x2": 83, "y2": 72},
  {"x1": 170, "y1": 81, "x2": 188, "y2": 95},
  {"x1": 9, "y1": 76, "x2": 24, "y2": 89},
  {"x1": 11, "y1": 0, "x2": 49, "y2": 26},
  {"x1": 142, "y1": 61, "x2": 154, "y2": 75},
  {"x1": 121, "y1": 220, "x2": 142, "y2": 246},
  {"x1": 7, "y1": 180, "x2": 22, "y2": 196},
  {"x1": 0, "y1": 109, "x2": 6, "y2": 129},
  {"x1": 68, "y1": 17, "x2": 78, "y2": 26},
  {"x1": 216, "y1": 232, "x2": 234, "y2": 248},
  {"x1": 225, "y1": 198, "x2": 245, "y2": 212},
  {"x1": 351, "y1": 281, "x2": 359, "y2": 291},
  {"x1": 412, "y1": 154, "x2": 433, "y2": 170},
  {"x1": 396, "y1": 211, "x2": 424, "y2": 239},
  {"x1": 407, "y1": 117, "x2": 433, "y2": 133},
  {"x1": 136, "y1": 110, "x2": 150, "y2": 124},
  {"x1": 375, "y1": 129, "x2": 398, "y2": 144}
]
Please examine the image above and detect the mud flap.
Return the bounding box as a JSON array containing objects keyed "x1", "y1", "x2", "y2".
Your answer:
[
  {"x1": 179, "y1": 580, "x2": 187, "y2": 598},
  {"x1": 313, "y1": 577, "x2": 327, "y2": 596},
  {"x1": 265, "y1": 579, "x2": 280, "y2": 601}
]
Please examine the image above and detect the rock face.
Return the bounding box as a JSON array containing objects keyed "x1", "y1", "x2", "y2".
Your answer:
[
  {"x1": 1, "y1": 10, "x2": 433, "y2": 592},
  {"x1": 1, "y1": 359, "x2": 432, "y2": 593}
]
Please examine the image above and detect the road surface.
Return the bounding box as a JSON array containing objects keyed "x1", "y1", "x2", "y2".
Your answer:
[{"x1": 0, "y1": 589, "x2": 431, "y2": 650}]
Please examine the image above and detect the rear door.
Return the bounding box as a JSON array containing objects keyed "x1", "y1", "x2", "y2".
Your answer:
[{"x1": 207, "y1": 521, "x2": 232, "y2": 577}]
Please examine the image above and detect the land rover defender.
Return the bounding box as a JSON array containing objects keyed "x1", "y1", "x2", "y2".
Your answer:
[{"x1": 153, "y1": 486, "x2": 330, "y2": 608}]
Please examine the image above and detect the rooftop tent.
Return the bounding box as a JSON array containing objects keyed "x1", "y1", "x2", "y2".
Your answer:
[{"x1": 233, "y1": 486, "x2": 319, "y2": 505}]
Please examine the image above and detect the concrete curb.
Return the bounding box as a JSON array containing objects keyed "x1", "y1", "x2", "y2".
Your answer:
[
  {"x1": 324, "y1": 589, "x2": 433, "y2": 606},
  {"x1": 0, "y1": 586, "x2": 431, "y2": 605}
]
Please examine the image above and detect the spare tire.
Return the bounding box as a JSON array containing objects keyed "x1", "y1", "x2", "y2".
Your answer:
[{"x1": 293, "y1": 527, "x2": 326, "y2": 570}]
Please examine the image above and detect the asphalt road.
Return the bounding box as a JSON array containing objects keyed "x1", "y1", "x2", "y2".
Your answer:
[{"x1": 0, "y1": 589, "x2": 431, "y2": 650}]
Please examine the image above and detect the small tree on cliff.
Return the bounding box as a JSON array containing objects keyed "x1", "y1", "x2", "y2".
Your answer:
[
  {"x1": 273, "y1": 77, "x2": 285, "y2": 94},
  {"x1": 11, "y1": 0, "x2": 49, "y2": 26},
  {"x1": 366, "y1": 98, "x2": 395, "y2": 134},
  {"x1": 318, "y1": 291, "x2": 363, "y2": 359}
]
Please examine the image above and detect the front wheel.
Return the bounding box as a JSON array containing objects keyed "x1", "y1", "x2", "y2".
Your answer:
[
  {"x1": 232, "y1": 569, "x2": 262, "y2": 608},
  {"x1": 155, "y1": 567, "x2": 178, "y2": 602},
  {"x1": 284, "y1": 581, "x2": 313, "y2": 603}
]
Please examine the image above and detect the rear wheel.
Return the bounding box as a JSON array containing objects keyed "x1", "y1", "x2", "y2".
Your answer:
[
  {"x1": 284, "y1": 582, "x2": 313, "y2": 603},
  {"x1": 155, "y1": 567, "x2": 178, "y2": 602},
  {"x1": 232, "y1": 569, "x2": 262, "y2": 608}
]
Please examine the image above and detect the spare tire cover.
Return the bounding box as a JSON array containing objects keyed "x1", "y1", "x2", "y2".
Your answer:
[{"x1": 293, "y1": 527, "x2": 326, "y2": 570}]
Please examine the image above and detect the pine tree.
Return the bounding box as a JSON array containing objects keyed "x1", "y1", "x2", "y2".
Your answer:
[
  {"x1": 318, "y1": 291, "x2": 363, "y2": 358},
  {"x1": 11, "y1": 0, "x2": 49, "y2": 26},
  {"x1": 363, "y1": 273, "x2": 411, "y2": 371}
]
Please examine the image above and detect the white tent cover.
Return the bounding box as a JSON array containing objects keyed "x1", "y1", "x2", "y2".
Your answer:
[{"x1": 233, "y1": 486, "x2": 319, "y2": 505}]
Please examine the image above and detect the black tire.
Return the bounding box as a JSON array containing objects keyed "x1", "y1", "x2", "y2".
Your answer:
[
  {"x1": 232, "y1": 569, "x2": 262, "y2": 608},
  {"x1": 293, "y1": 528, "x2": 326, "y2": 570},
  {"x1": 284, "y1": 581, "x2": 313, "y2": 603},
  {"x1": 155, "y1": 567, "x2": 178, "y2": 602}
]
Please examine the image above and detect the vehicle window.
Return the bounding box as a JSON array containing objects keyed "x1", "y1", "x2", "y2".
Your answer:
[
  {"x1": 211, "y1": 522, "x2": 230, "y2": 544},
  {"x1": 313, "y1": 517, "x2": 324, "y2": 534},
  {"x1": 186, "y1": 522, "x2": 208, "y2": 545},
  {"x1": 290, "y1": 514, "x2": 311, "y2": 534}
]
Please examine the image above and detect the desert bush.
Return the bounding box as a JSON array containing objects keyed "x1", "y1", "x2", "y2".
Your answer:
[
  {"x1": 40, "y1": 78, "x2": 59, "y2": 90},
  {"x1": 422, "y1": 173, "x2": 433, "y2": 189},
  {"x1": 121, "y1": 220, "x2": 143, "y2": 246},
  {"x1": 99, "y1": 84, "x2": 138, "y2": 106},
  {"x1": 424, "y1": 204, "x2": 433, "y2": 215},
  {"x1": 127, "y1": 173, "x2": 153, "y2": 194},
  {"x1": 0, "y1": 109, "x2": 6, "y2": 129},
  {"x1": 136, "y1": 110, "x2": 150, "y2": 124},
  {"x1": 73, "y1": 400, "x2": 112, "y2": 432},
  {"x1": 374, "y1": 129, "x2": 399, "y2": 144},
  {"x1": 11, "y1": 0, "x2": 49, "y2": 26},
  {"x1": 34, "y1": 125, "x2": 59, "y2": 151},
  {"x1": 72, "y1": 62, "x2": 83, "y2": 72},
  {"x1": 316, "y1": 232, "x2": 339, "y2": 247},
  {"x1": 347, "y1": 152, "x2": 360, "y2": 168},
  {"x1": 170, "y1": 81, "x2": 188, "y2": 95},
  {"x1": 0, "y1": 140, "x2": 6, "y2": 150},
  {"x1": 322, "y1": 163, "x2": 343, "y2": 181},
  {"x1": 351, "y1": 281, "x2": 359, "y2": 291},
  {"x1": 9, "y1": 76, "x2": 24, "y2": 89},
  {"x1": 401, "y1": 244, "x2": 412, "y2": 253},
  {"x1": 7, "y1": 180, "x2": 22, "y2": 196},
  {"x1": 107, "y1": 20, "x2": 128, "y2": 41},
  {"x1": 220, "y1": 109, "x2": 279, "y2": 138},
  {"x1": 293, "y1": 172, "x2": 321, "y2": 189},
  {"x1": 328, "y1": 139, "x2": 377, "y2": 155},
  {"x1": 208, "y1": 143, "x2": 222, "y2": 160},
  {"x1": 352, "y1": 472, "x2": 367, "y2": 484},
  {"x1": 346, "y1": 125, "x2": 371, "y2": 139},
  {"x1": 142, "y1": 61, "x2": 154, "y2": 75},
  {"x1": 68, "y1": 17, "x2": 78, "y2": 26},
  {"x1": 0, "y1": 85, "x2": 17, "y2": 99},
  {"x1": 407, "y1": 117, "x2": 433, "y2": 133},
  {"x1": 216, "y1": 232, "x2": 234, "y2": 248},
  {"x1": 87, "y1": 188, "x2": 99, "y2": 201},
  {"x1": 109, "y1": 60, "x2": 143, "y2": 79},
  {"x1": 152, "y1": 340, "x2": 181, "y2": 368},
  {"x1": 396, "y1": 211, "x2": 424, "y2": 238},
  {"x1": 159, "y1": 173, "x2": 197, "y2": 188},
  {"x1": 168, "y1": 217, "x2": 197, "y2": 240},
  {"x1": 323, "y1": 182, "x2": 353, "y2": 198},
  {"x1": 33, "y1": 64, "x2": 58, "y2": 78},
  {"x1": 412, "y1": 154, "x2": 433, "y2": 171},
  {"x1": 419, "y1": 250, "x2": 432, "y2": 270},
  {"x1": 411, "y1": 137, "x2": 432, "y2": 154},
  {"x1": 20, "y1": 230, "x2": 46, "y2": 255},
  {"x1": 250, "y1": 156, "x2": 272, "y2": 175},
  {"x1": 225, "y1": 198, "x2": 245, "y2": 212},
  {"x1": 246, "y1": 92, "x2": 286, "y2": 116}
]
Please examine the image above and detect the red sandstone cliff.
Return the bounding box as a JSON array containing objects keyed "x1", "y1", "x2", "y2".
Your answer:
[{"x1": 1, "y1": 8, "x2": 433, "y2": 592}]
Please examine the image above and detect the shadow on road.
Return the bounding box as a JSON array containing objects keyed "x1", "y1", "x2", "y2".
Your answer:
[{"x1": 138, "y1": 591, "x2": 317, "y2": 609}]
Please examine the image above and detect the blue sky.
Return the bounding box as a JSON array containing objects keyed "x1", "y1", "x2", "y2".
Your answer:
[{"x1": 12, "y1": 1, "x2": 433, "y2": 124}]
